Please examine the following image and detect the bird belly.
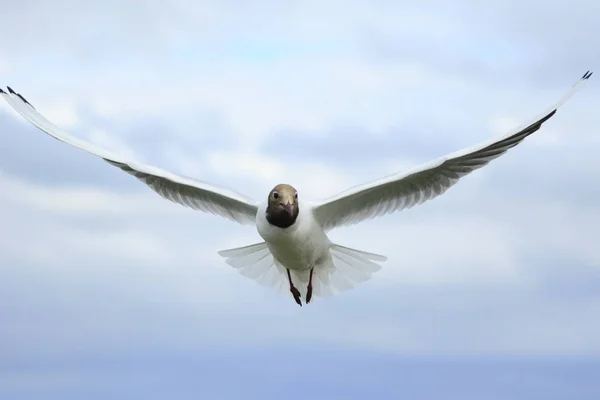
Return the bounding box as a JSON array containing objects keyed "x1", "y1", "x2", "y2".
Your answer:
[
  {"x1": 267, "y1": 235, "x2": 324, "y2": 271},
  {"x1": 256, "y1": 208, "x2": 330, "y2": 270}
]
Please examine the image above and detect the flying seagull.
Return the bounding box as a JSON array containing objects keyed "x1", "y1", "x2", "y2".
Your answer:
[{"x1": 0, "y1": 71, "x2": 593, "y2": 306}]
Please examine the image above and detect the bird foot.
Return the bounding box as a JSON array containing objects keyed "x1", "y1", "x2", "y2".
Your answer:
[
  {"x1": 306, "y1": 267, "x2": 314, "y2": 304},
  {"x1": 290, "y1": 286, "x2": 302, "y2": 307}
]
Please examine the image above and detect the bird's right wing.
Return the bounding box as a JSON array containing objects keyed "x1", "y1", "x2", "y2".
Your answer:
[
  {"x1": 1, "y1": 87, "x2": 260, "y2": 225},
  {"x1": 312, "y1": 71, "x2": 593, "y2": 231}
]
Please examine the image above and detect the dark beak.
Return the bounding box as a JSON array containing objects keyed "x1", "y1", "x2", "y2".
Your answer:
[{"x1": 284, "y1": 203, "x2": 294, "y2": 215}]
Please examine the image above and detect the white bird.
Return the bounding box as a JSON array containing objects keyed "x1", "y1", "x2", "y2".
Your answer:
[{"x1": 1, "y1": 71, "x2": 592, "y2": 306}]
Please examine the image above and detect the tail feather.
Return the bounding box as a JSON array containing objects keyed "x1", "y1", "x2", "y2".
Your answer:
[
  {"x1": 330, "y1": 254, "x2": 372, "y2": 283},
  {"x1": 330, "y1": 249, "x2": 382, "y2": 274},
  {"x1": 237, "y1": 254, "x2": 273, "y2": 279},
  {"x1": 217, "y1": 242, "x2": 268, "y2": 258},
  {"x1": 217, "y1": 242, "x2": 387, "y2": 302},
  {"x1": 218, "y1": 242, "x2": 282, "y2": 290},
  {"x1": 225, "y1": 247, "x2": 270, "y2": 269},
  {"x1": 312, "y1": 243, "x2": 386, "y2": 298},
  {"x1": 329, "y1": 243, "x2": 388, "y2": 262}
]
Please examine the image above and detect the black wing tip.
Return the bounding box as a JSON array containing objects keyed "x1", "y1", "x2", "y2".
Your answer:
[
  {"x1": 582, "y1": 70, "x2": 593, "y2": 80},
  {"x1": 4, "y1": 85, "x2": 35, "y2": 108},
  {"x1": 16, "y1": 93, "x2": 29, "y2": 104},
  {"x1": 0, "y1": 88, "x2": 4, "y2": 94}
]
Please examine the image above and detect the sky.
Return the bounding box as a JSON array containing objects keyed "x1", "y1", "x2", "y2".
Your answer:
[{"x1": 0, "y1": 0, "x2": 599, "y2": 399}]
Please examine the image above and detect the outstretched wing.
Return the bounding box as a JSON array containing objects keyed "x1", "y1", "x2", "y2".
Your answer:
[
  {"x1": 1, "y1": 87, "x2": 260, "y2": 225},
  {"x1": 312, "y1": 71, "x2": 593, "y2": 231}
]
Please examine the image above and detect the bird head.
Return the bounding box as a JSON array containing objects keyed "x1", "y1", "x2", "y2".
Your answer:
[{"x1": 265, "y1": 184, "x2": 299, "y2": 228}]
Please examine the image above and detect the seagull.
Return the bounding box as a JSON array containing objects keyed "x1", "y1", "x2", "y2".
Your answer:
[{"x1": 0, "y1": 71, "x2": 592, "y2": 306}]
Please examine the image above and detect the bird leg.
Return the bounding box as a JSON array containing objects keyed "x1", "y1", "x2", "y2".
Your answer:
[
  {"x1": 287, "y1": 269, "x2": 302, "y2": 306},
  {"x1": 306, "y1": 267, "x2": 314, "y2": 304}
]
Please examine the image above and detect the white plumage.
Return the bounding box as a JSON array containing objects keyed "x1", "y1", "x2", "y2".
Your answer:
[{"x1": 0, "y1": 71, "x2": 592, "y2": 305}]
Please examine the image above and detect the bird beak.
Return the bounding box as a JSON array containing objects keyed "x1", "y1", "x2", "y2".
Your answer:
[{"x1": 284, "y1": 203, "x2": 294, "y2": 215}]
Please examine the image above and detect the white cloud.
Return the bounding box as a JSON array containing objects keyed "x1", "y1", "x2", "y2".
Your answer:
[
  {"x1": 0, "y1": 57, "x2": 8, "y2": 75},
  {"x1": 87, "y1": 128, "x2": 141, "y2": 161},
  {"x1": 203, "y1": 149, "x2": 361, "y2": 201},
  {"x1": 39, "y1": 99, "x2": 79, "y2": 128},
  {"x1": 207, "y1": 151, "x2": 286, "y2": 182},
  {"x1": 0, "y1": 170, "x2": 173, "y2": 216}
]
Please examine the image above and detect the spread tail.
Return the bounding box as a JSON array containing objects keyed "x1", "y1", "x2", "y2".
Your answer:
[
  {"x1": 217, "y1": 242, "x2": 387, "y2": 301},
  {"x1": 317, "y1": 243, "x2": 386, "y2": 297},
  {"x1": 217, "y1": 242, "x2": 285, "y2": 292}
]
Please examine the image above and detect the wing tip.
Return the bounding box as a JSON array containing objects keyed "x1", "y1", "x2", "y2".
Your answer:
[
  {"x1": 582, "y1": 70, "x2": 593, "y2": 80},
  {"x1": 4, "y1": 85, "x2": 35, "y2": 108},
  {"x1": 16, "y1": 93, "x2": 31, "y2": 106}
]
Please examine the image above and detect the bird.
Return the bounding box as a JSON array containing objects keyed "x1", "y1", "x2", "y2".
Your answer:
[{"x1": 0, "y1": 70, "x2": 593, "y2": 306}]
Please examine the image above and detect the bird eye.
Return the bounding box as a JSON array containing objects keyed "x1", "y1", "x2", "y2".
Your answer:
[
  {"x1": 272, "y1": 191, "x2": 279, "y2": 199},
  {"x1": 294, "y1": 192, "x2": 298, "y2": 199}
]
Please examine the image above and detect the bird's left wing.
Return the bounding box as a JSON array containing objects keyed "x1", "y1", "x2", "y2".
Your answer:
[
  {"x1": 312, "y1": 71, "x2": 593, "y2": 232},
  {"x1": 1, "y1": 87, "x2": 260, "y2": 225}
]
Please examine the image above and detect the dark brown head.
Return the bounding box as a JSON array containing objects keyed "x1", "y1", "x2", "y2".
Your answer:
[{"x1": 265, "y1": 184, "x2": 299, "y2": 228}]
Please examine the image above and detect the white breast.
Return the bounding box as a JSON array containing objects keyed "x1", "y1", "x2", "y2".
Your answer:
[{"x1": 255, "y1": 201, "x2": 331, "y2": 270}]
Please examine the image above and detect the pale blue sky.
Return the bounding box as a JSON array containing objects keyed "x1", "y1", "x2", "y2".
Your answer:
[{"x1": 0, "y1": 1, "x2": 599, "y2": 398}]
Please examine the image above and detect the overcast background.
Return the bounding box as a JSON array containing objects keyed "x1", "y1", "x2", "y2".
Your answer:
[{"x1": 1, "y1": 1, "x2": 599, "y2": 399}]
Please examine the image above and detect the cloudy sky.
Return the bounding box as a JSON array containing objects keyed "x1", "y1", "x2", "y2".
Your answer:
[{"x1": 1, "y1": 1, "x2": 599, "y2": 398}]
